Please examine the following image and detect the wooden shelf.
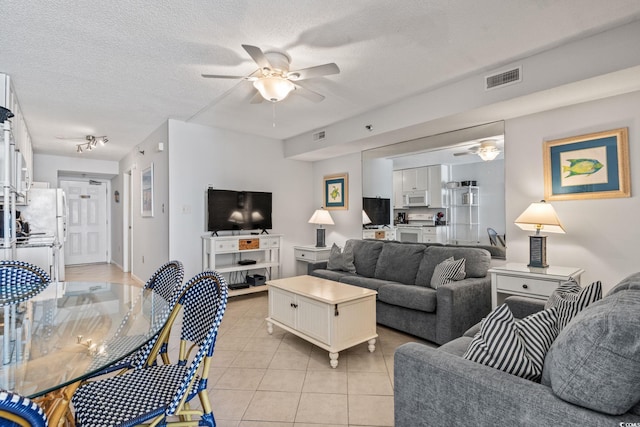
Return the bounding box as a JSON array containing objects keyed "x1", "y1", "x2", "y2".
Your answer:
[{"x1": 228, "y1": 284, "x2": 268, "y2": 297}]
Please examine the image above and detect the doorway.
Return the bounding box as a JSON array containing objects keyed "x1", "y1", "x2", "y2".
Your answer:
[{"x1": 60, "y1": 179, "x2": 109, "y2": 265}]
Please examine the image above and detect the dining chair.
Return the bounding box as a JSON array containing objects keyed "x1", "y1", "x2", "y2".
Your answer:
[
  {"x1": 0, "y1": 260, "x2": 50, "y2": 305},
  {"x1": 487, "y1": 227, "x2": 506, "y2": 247},
  {"x1": 1, "y1": 261, "x2": 51, "y2": 366},
  {"x1": 87, "y1": 260, "x2": 185, "y2": 375},
  {"x1": 0, "y1": 389, "x2": 48, "y2": 427},
  {"x1": 71, "y1": 270, "x2": 228, "y2": 427}
]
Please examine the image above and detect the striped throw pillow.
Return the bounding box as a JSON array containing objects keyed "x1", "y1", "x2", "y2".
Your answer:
[
  {"x1": 463, "y1": 303, "x2": 559, "y2": 382},
  {"x1": 545, "y1": 279, "x2": 602, "y2": 330},
  {"x1": 430, "y1": 257, "x2": 466, "y2": 289}
]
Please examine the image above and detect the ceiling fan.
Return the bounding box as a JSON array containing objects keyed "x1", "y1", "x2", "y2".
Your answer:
[
  {"x1": 201, "y1": 44, "x2": 340, "y2": 103},
  {"x1": 453, "y1": 139, "x2": 501, "y2": 161}
]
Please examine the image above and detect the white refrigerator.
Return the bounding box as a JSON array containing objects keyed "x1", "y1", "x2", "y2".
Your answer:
[{"x1": 19, "y1": 188, "x2": 67, "y2": 281}]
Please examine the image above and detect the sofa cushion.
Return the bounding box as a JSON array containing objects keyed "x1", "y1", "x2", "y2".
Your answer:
[
  {"x1": 541, "y1": 289, "x2": 640, "y2": 415},
  {"x1": 377, "y1": 283, "x2": 437, "y2": 312},
  {"x1": 415, "y1": 246, "x2": 490, "y2": 286},
  {"x1": 338, "y1": 275, "x2": 394, "y2": 292},
  {"x1": 607, "y1": 271, "x2": 640, "y2": 295},
  {"x1": 430, "y1": 257, "x2": 466, "y2": 289},
  {"x1": 438, "y1": 336, "x2": 473, "y2": 357},
  {"x1": 544, "y1": 279, "x2": 602, "y2": 330},
  {"x1": 310, "y1": 269, "x2": 355, "y2": 283},
  {"x1": 327, "y1": 242, "x2": 356, "y2": 273},
  {"x1": 374, "y1": 242, "x2": 425, "y2": 284},
  {"x1": 463, "y1": 303, "x2": 559, "y2": 382},
  {"x1": 349, "y1": 239, "x2": 384, "y2": 278}
]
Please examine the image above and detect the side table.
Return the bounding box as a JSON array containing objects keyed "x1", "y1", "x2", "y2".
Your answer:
[
  {"x1": 489, "y1": 263, "x2": 584, "y2": 308},
  {"x1": 293, "y1": 245, "x2": 332, "y2": 275}
]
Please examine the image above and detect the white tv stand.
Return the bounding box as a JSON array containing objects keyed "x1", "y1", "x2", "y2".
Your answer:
[{"x1": 201, "y1": 234, "x2": 283, "y2": 297}]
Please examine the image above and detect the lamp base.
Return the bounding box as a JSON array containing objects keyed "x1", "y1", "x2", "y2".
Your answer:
[
  {"x1": 528, "y1": 235, "x2": 548, "y2": 268},
  {"x1": 316, "y1": 228, "x2": 326, "y2": 248}
]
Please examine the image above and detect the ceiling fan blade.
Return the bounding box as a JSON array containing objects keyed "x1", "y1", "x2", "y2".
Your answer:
[
  {"x1": 453, "y1": 152, "x2": 471, "y2": 156},
  {"x1": 288, "y1": 63, "x2": 340, "y2": 80},
  {"x1": 242, "y1": 44, "x2": 272, "y2": 70},
  {"x1": 249, "y1": 91, "x2": 264, "y2": 104},
  {"x1": 201, "y1": 74, "x2": 247, "y2": 79},
  {"x1": 293, "y1": 82, "x2": 325, "y2": 103}
]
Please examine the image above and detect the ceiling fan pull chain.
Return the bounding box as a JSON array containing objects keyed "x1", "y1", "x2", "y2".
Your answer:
[{"x1": 272, "y1": 103, "x2": 276, "y2": 128}]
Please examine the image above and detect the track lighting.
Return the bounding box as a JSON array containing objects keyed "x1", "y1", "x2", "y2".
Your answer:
[{"x1": 76, "y1": 135, "x2": 108, "y2": 153}]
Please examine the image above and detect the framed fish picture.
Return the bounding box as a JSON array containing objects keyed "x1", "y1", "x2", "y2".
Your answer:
[
  {"x1": 323, "y1": 173, "x2": 349, "y2": 210},
  {"x1": 543, "y1": 128, "x2": 630, "y2": 201}
]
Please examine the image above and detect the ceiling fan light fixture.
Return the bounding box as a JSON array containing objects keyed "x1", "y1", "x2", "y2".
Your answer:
[
  {"x1": 478, "y1": 148, "x2": 500, "y2": 161},
  {"x1": 253, "y1": 76, "x2": 295, "y2": 102}
]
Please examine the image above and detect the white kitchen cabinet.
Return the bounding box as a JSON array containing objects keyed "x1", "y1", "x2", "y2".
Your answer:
[
  {"x1": 393, "y1": 170, "x2": 405, "y2": 208},
  {"x1": 426, "y1": 165, "x2": 449, "y2": 208},
  {"x1": 401, "y1": 167, "x2": 429, "y2": 192}
]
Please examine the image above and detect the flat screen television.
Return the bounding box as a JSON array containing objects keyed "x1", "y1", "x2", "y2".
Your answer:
[
  {"x1": 363, "y1": 197, "x2": 391, "y2": 227},
  {"x1": 207, "y1": 189, "x2": 272, "y2": 233}
]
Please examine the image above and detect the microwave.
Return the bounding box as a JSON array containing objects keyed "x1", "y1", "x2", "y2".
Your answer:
[{"x1": 403, "y1": 190, "x2": 429, "y2": 207}]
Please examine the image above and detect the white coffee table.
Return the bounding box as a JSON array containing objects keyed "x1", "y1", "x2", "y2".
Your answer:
[{"x1": 266, "y1": 275, "x2": 378, "y2": 368}]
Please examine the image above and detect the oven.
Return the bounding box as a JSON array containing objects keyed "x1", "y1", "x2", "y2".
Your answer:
[{"x1": 396, "y1": 226, "x2": 423, "y2": 243}]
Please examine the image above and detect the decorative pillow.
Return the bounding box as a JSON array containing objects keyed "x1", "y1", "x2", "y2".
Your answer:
[
  {"x1": 463, "y1": 303, "x2": 559, "y2": 382},
  {"x1": 541, "y1": 290, "x2": 640, "y2": 415},
  {"x1": 326, "y1": 242, "x2": 356, "y2": 273},
  {"x1": 430, "y1": 257, "x2": 465, "y2": 289},
  {"x1": 545, "y1": 279, "x2": 602, "y2": 330}
]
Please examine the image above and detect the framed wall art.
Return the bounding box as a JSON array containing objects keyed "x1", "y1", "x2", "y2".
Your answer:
[
  {"x1": 543, "y1": 128, "x2": 630, "y2": 201},
  {"x1": 323, "y1": 173, "x2": 348, "y2": 210},
  {"x1": 141, "y1": 163, "x2": 154, "y2": 217}
]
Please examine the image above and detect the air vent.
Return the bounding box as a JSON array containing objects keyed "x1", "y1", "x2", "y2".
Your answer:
[
  {"x1": 485, "y1": 66, "x2": 522, "y2": 90},
  {"x1": 313, "y1": 130, "x2": 326, "y2": 141}
]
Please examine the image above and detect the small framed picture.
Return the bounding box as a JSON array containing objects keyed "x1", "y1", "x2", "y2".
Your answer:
[
  {"x1": 543, "y1": 128, "x2": 630, "y2": 201},
  {"x1": 141, "y1": 163, "x2": 154, "y2": 217},
  {"x1": 323, "y1": 173, "x2": 348, "y2": 210}
]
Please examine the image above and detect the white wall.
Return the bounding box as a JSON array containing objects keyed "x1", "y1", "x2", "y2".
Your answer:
[
  {"x1": 312, "y1": 152, "x2": 363, "y2": 247},
  {"x1": 506, "y1": 91, "x2": 640, "y2": 293},
  {"x1": 33, "y1": 154, "x2": 118, "y2": 187},
  {"x1": 167, "y1": 119, "x2": 314, "y2": 280},
  {"x1": 117, "y1": 122, "x2": 170, "y2": 281}
]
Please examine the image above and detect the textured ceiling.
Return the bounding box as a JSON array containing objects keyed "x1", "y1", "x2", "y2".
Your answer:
[{"x1": 2, "y1": 1, "x2": 640, "y2": 161}]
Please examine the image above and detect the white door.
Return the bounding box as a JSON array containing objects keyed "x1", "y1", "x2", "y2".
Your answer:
[{"x1": 61, "y1": 180, "x2": 108, "y2": 265}]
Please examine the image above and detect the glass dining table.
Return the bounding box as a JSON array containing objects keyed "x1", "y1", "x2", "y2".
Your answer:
[{"x1": 0, "y1": 280, "x2": 170, "y2": 398}]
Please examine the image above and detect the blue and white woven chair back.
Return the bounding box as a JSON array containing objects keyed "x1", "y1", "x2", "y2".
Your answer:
[
  {"x1": 0, "y1": 260, "x2": 50, "y2": 305},
  {"x1": 166, "y1": 270, "x2": 228, "y2": 414},
  {"x1": 145, "y1": 260, "x2": 185, "y2": 303},
  {"x1": 0, "y1": 389, "x2": 48, "y2": 427}
]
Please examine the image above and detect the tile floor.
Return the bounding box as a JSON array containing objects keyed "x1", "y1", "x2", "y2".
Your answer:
[{"x1": 66, "y1": 264, "x2": 435, "y2": 427}]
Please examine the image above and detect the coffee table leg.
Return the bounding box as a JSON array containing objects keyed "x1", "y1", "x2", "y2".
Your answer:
[
  {"x1": 368, "y1": 338, "x2": 376, "y2": 353},
  {"x1": 329, "y1": 352, "x2": 339, "y2": 368},
  {"x1": 267, "y1": 321, "x2": 273, "y2": 335}
]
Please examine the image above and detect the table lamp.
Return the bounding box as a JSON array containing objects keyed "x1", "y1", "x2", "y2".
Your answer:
[
  {"x1": 308, "y1": 208, "x2": 334, "y2": 247},
  {"x1": 362, "y1": 210, "x2": 372, "y2": 228},
  {"x1": 514, "y1": 200, "x2": 565, "y2": 268}
]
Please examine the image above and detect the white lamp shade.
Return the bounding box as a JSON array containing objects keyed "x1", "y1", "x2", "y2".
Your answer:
[
  {"x1": 514, "y1": 201, "x2": 565, "y2": 234},
  {"x1": 253, "y1": 77, "x2": 295, "y2": 102},
  {"x1": 308, "y1": 208, "x2": 334, "y2": 226},
  {"x1": 362, "y1": 210, "x2": 372, "y2": 225}
]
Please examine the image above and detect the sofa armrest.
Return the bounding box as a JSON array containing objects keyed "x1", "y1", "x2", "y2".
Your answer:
[
  {"x1": 306, "y1": 261, "x2": 328, "y2": 275},
  {"x1": 394, "y1": 342, "x2": 637, "y2": 427},
  {"x1": 435, "y1": 277, "x2": 491, "y2": 344},
  {"x1": 504, "y1": 295, "x2": 546, "y2": 319}
]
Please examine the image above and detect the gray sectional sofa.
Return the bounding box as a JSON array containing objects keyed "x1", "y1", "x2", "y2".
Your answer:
[
  {"x1": 308, "y1": 239, "x2": 492, "y2": 345},
  {"x1": 394, "y1": 272, "x2": 640, "y2": 426}
]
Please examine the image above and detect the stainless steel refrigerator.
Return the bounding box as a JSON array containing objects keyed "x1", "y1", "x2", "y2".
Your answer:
[{"x1": 19, "y1": 188, "x2": 67, "y2": 281}]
